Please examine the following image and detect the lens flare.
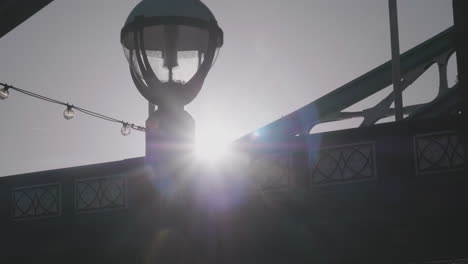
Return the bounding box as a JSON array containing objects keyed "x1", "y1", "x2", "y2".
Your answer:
[{"x1": 194, "y1": 125, "x2": 233, "y2": 162}]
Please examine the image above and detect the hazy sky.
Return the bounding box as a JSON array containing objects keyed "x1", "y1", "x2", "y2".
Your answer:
[{"x1": 0, "y1": 0, "x2": 455, "y2": 176}]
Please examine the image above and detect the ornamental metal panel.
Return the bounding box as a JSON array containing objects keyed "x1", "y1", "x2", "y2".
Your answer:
[
  {"x1": 11, "y1": 183, "x2": 61, "y2": 220},
  {"x1": 309, "y1": 142, "x2": 376, "y2": 185},
  {"x1": 414, "y1": 130, "x2": 464, "y2": 174},
  {"x1": 75, "y1": 176, "x2": 127, "y2": 213},
  {"x1": 251, "y1": 154, "x2": 292, "y2": 191}
]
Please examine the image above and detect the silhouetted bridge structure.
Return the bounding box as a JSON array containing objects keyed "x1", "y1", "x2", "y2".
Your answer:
[
  {"x1": 1, "y1": 117, "x2": 465, "y2": 263},
  {"x1": 1, "y1": 1, "x2": 467, "y2": 263}
]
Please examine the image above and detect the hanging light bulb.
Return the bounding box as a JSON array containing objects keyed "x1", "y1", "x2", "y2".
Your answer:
[
  {"x1": 121, "y1": 123, "x2": 131, "y2": 136},
  {"x1": 0, "y1": 85, "x2": 10, "y2": 100},
  {"x1": 63, "y1": 104, "x2": 75, "y2": 120}
]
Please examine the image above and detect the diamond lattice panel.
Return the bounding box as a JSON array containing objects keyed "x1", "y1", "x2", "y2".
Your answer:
[
  {"x1": 75, "y1": 176, "x2": 127, "y2": 213},
  {"x1": 12, "y1": 183, "x2": 61, "y2": 220},
  {"x1": 309, "y1": 142, "x2": 376, "y2": 185},
  {"x1": 414, "y1": 131, "x2": 464, "y2": 174}
]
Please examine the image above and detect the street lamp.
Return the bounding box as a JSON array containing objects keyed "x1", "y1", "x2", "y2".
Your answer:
[
  {"x1": 121, "y1": 0, "x2": 223, "y2": 161},
  {"x1": 121, "y1": 3, "x2": 224, "y2": 259}
]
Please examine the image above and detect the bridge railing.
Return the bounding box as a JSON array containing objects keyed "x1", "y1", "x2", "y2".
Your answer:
[{"x1": 250, "y1": 117, "x2": 464, "y2": 193}]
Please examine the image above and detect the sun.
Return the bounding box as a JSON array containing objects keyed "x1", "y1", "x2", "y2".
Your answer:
[{"x1": 194, "y1": 125, "x2": 233, "y2": 162}]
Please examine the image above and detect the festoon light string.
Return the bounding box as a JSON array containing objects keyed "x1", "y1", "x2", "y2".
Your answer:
[{"x1": 0, "y1": 83, "x2": 145, "y2": 135}]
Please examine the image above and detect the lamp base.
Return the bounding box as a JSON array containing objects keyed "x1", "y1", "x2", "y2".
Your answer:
[
  {"x1": 145, "y1": 107, "x2": 195, "y2": 161},
  {"x1": 146, "y1": 108, "x2": 195, "y2": 178}
]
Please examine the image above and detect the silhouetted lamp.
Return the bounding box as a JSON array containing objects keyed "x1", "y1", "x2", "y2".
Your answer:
[{"x1": 121, "y1": 0, "x2": 223, "y2": 159}]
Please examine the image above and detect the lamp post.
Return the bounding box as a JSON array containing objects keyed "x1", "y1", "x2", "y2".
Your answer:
[
  {"x1": 121, "y1": 0, "x2": 223, "y2": 166},
  {"x1": 121, "y1": 1, "x2": 223, "y2": 262}
]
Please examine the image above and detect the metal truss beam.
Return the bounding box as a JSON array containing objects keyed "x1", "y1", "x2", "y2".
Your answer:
[{"x1": 237, "y1": 27, "x2": 456, "y2": 150}]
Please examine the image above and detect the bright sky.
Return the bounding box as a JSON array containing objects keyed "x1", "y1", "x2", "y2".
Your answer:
[{"x1": 0, "y1": 0, "x2": 455, "y2": 176}]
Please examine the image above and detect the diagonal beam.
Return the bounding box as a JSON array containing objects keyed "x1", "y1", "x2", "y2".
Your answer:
[
  {"x1": 237, "y1": 27, "x2": 455, "y2": 149},
  {"x1": 0, "y1": 0, "x2": 54, "y2": 39}
]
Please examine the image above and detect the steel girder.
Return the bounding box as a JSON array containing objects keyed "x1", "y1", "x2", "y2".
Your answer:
[{"x1": 237, "y1": 27, "x2": 457, "y2": 152}]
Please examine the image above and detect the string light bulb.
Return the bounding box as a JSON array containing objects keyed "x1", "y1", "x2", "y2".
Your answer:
[
  {"x1": 63, "y1": 104, "x2": 75, "y2": 120},
  {"x1": 121, "y1": 123, "x2": 131, "y2": 136},
  {"x1": 0, "y1": 85, "x2": 10, "y2": 100}
]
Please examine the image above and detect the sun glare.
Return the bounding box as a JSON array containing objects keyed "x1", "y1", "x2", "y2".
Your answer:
[{"x1": 194, "y1": 125, "x2": 233, "y2": 162}]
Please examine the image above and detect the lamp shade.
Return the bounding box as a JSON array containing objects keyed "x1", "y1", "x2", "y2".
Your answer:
[{"x1": 121, "y1": 0, "x2": 223, "y2": 108}]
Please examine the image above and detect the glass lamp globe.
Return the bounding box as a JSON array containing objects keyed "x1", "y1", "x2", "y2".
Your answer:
[
  {"x1": 0, "y1": 87, "x2": 9, "y2": 100},
  {"x1": 121, "y1": 0, "x2": 223, "y2": 108},
  {"x1": 63, "y1": 106, "x2": 75, "y2": 120},
  {"x1": 121, "y1": 124, "x2": 131, "y2": 136}
]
